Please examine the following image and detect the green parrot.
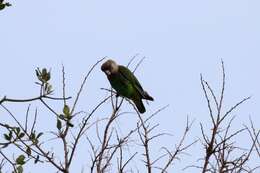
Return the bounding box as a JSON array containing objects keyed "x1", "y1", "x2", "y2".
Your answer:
[{"x1": 101, "y1": 59, "x2": 154, "y2": 113}]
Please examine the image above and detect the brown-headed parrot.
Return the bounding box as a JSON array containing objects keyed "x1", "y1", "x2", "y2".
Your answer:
[{"x1": 101, "y1": 59, "x2": 154, "y2": 113}]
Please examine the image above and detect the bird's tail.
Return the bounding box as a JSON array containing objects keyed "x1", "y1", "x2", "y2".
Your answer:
[
  {"x1": 133, "y1": 98, "x2": 146, "y2": 114},
  {"x1": 143, "y1": 91, "x2": 154, "y2": 101}
]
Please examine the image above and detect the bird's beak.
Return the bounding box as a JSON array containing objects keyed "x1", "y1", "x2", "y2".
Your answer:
[{"x1": 105, "y1": 70, "x2": 111, "y2": 75}]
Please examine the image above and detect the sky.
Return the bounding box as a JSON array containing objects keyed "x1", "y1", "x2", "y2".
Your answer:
[{"x1": 0, "y1": 0, "x2": 259, "y2": 172}]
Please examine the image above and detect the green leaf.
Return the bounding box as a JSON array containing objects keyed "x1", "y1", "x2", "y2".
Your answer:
[
  {"x1": 46, "y1": 72, "x2": 51, "y2": 81},
  {"x1": 56, "y1": 119, "x2": 62, "y2": 130},
  {"x1": 41, "y1": 68, "x2": 50, "y2": 82},
  {"x1": 35, "y1": 69, "x2": 40, "y2": 77},
  {"x1": 9, "y1": 130, "x2": 13, "y2": 138},
  {"x1": 6, "y1": 3, "x2": 11, "y2": 7},
  {"x1": 15, "y1": 127, "x2": 20, "y2": 134},
  {"x1": 4, "y1": 133, "x2": 11, "y2": 141},
  {"x1": 30, "y1": 132, "x2": 39, "y2": 144},
  {"x1": 26, "y1": 147, "x2": 31, "y2": 156},
  {"x1": 34, "y1": 155, "x2": 40, "y2": 164},
  {"x1": 4, "y1": 130, "x2": 13, "y2": 140},
  {"x1": 36, "y1": 132, "x2": 43, "y2": 139},
  {"x1": 47, "y1": 84, "x2": 52, "y2": 93},
  {"x1": 16, "y1": 165, "x2": 23, "y2": 173},
  {"x1": 16, "y1": 155, "x2": 25, "y2": 165},
  {"x1": 0, "y1": 4, "x2": 5, "y2": 11},
  {"x1": 2, "y1": 143, "x2": 9, "y2": 148},
  {"x1": 19, "y1": 133, "x2": 25, "y2": 139},
  {"x1": 0, "y1": 3, "x2": 10, "y2": 10},
  {"x1": 33, "y1": 138, "x2": 38, "y2": 145},
  {"x1": 63, "y1": 105, "x2": 70, "y2": 117},
  {"x1": 30, "y1": 132, "x2": 35, "y2": 140},
  {"x1": 35, "y1": 68, "x2": 43, "y2": 82},
  {"x1": 42, "y1": 68, "x2": 47, "y2": 75}
]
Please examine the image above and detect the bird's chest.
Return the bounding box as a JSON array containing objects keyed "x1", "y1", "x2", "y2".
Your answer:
[{"x1": 108, "y1": 74, "x2": 134, "y2": 98}]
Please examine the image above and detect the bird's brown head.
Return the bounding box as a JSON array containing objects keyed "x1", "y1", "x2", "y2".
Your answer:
[{"x1": 101, "y1": 59, "x2": 119, "y2": 76}]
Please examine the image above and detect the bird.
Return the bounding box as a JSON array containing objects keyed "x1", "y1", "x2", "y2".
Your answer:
[{"x1": 101, "y1": 59, "x2": 154, "y2": 113}]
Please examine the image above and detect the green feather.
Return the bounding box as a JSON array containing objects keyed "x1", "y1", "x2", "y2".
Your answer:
[
  {"x1": 106, "y1": 66, "x2": 144, "y2": 113},
  {"x1": 104, "y1": 63, "x2": 153, "y2": 113},
  {"x1": 118, "y1": 66, "x2": 144, "y2": 92},
  {"x1": 108, "y1": 69, "x2": 135, "y2": 98}
]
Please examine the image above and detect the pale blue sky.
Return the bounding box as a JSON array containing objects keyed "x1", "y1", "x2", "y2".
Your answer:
[{"x1": 0, "y1": 0, "x2": 259, "y2": 172}]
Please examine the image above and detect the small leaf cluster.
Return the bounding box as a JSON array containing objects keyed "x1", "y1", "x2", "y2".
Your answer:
[
  {"x1": 3, "y1": 127, "x2": 25, "y2": 148},
  {"x1": 56, "y1": 104, "x2": 74, "y2": 131},
  {"x1": 13, "y1": 153, "x2": 31, "y2": 173},
  {"x1": 29, "y1": 131, "x2": 43, "y2": 145},
  {"x1": 2, "y1": 127, "x2": 27, "y2": 173},
  {"x1": 1, "y1": 125, "x2": 43, "y2": 172},
  {"x1": 35, "y1": 68, "x2": 53, "y2": 95}
]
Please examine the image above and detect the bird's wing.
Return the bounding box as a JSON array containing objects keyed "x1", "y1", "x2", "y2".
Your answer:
[{"x1": 118, "y1": 65, "x2": 145, "y2": 96}]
